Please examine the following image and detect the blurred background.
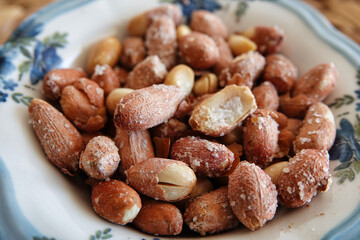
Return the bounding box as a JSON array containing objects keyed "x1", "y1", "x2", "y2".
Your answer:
[{"x1": 0, "y1": 0, "x2": 359, "y2": 45}]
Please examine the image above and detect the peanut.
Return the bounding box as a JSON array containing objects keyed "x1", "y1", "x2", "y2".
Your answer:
[
  {"x1": 193, "y1": 73, "x2": 218, "y2": 96},
  {"x1": 91, "y1": 64, "x2": 120, "y2": 96},
  {"x1": 120, "y1": 37, "x2": 146, "y2": 69},
  {"x1": 176, "y1": 24, "x2": 191, "y2": 40},
  {"x1": 228, "y1": 34, "x2": 257, "y2": 56},
  {"x1": 190, "y1": 10, "x2": 228, "y2": 38},
  {"x1": 105, "y1": 88, "x2": 134, "y2": 115},
  {"x1": 164, "y1": 64, "x2": 195, "y2": 96},
  {"x1": 264, "y1": 161, "x2": 289, "y2": 185}
]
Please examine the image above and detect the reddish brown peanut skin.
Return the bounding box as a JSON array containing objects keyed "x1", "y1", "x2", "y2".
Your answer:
[
  {"x1": 212, "y1": 36, "x2": 234, "y2": 75},
  {"x1": 277, "y1": 149, "x2": 331, "y2": 208},
  {"x1": 179, "y1": 32, "x2": 219, "y2": 69},
  {"x1": 151, "y1": 118, "x2": 189, "y2": 139},
  {"x1": 292, "y1": 63, "x2": 338, "y2": 103},
  {"x1": 184, "y1": 186, "x2": 239, "y2": 236},
  {"x1": 125, "y1": 55, "x2": 167, "y2": 89},
  {"x1": 228, "y1": 161, "x2": 278, "y2": 231},
  {"x1": 264, "y1": 54, "x2": 298, "y2": 93},
  {"x1": 190, "y1": 10, "x2": 228, "y2": 38},
  {"x1": 92, "y1": 180, "x2": 141, "y2": 225},
  {"x1": 120, "y1": 37, "x2": 146, "y2": 69},
  {"x1": 220, "y1": 51, "x2": 265, "y2": 89},
  {"x1": 171, "y1": 136, "x2": 235, "y2": 177},
  {"x1": 279, "y1": 92, "x2": 312, "y2": 118},
  {"x1": 114, "y1": 127, "x2": 155, "y2": 174},
  {"x1": 42, "y1": 68, "x2": 87, "y2": 101},
  {"x1": 146, "y1": 16, "x2": 177, "y2": 69},
  {"x1": 252, "y1": 81, "x2": 279, "y2": 111},
  {"x1": 133, "y1": 198, "x2": 183, "y2": 235},
  {"x1": 146, "y1": 4, "x2": 183, "y2": 26},
  {"x1": 247, "y1": 25, "x2": 284, "y2": 55},
  {"x1": 243, "y1": 110, "x2": 279, "y2": 168},
  {"x1": 28, "y1": 99, "x2": 84, "y2": 176},
  {"x1": 91, "y1": 64, "x2": 120, "y2": 96},
  {"x1": 79, "y1": 136, "x2": 120, "y2": 180},
  {"x1": 114, "y1": 84, "x2": 185, "y2": 131},
  {"x1": 60, "y1": 78, "x2": 107, "y2": 132},
  {"x1": 293, "y1": 102, "x2": 336, "y2": 153}
]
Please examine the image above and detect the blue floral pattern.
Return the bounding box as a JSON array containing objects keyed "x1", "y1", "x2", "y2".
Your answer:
[{"x1": 0, "y1": 18, "x2": 67, "y2": 105}]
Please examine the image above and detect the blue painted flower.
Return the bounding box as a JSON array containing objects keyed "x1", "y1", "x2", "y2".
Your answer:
[
  {"x1": 8, "y1": 19, "x2": 43, "y2": 41},
  {"x1": 355, "y1": 89, "x2": 360, "y2": 99},
  {"x1": 175, "y1": 0, "x2": 222, "y2": 21},
  {"x1": 0, "y1": 91, "x2": 8, "y2": 102},
  {"x1": 30, "y1": 41, "x2": 61, "y2": 85},
  {"x1": 0, "y1": 49, "x2": 16, "y2": 76},
  {"x1": 357, "y1": 103, "x2": 360, "y2": 111},
  {"x1": 2, "y1": 79, "x2": 18, "y2": 91},
  {"x1": 329, "y1": 118, "x2": 360, "y2": 162}
]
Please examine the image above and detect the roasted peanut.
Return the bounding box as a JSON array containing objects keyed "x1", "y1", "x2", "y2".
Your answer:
[
  {"x1": 151, "y1": 118, "x2": 189, "y2": 139},
  {"x1": 164, "y1": 64, "x2": 195, "y2": 96},
  {"x1": 193, "y1": 73, "x2": 218, "y2": 96},
  {"x1": 293, "y1": 102, "x2": 336, "y2": 153},
  {"x1": 189, "y1": 85, "x2": 257, "y2": 137},
  {"x1": 42, "y1": 68, "x2": 87, "y2": 101},
  {"x1": 80, "y1": 136, "x2": 120, "y2": 180},
  {"x1": 120, "y1": 37, "x2": 146, "y2": 69},
  {"x1": 279, "y1": 92, "x2": 311, "y2": 118},
  {"x1": 252, "y1": 81, "x2": 279, "y2": 111},
  {"x1": 264, "y1": 161, "x2": 289, "y2": 185},
  {"x1": 228, "y1": 161, "x2": 278, "y2": 231},
  {"x1": 86, "y1": 36, "x2": 122, "y2": 75},
  {"x1": 190, "y1": 10, "x2": 228, "y2": 38},
  {"x1": 228, "y1": 34, "x2": 257, "y2": 56},
  {"x1": 105, "y1": 88, "x2": 134, "y2": 115},
  {"x1": 126, "y1": 158, "x2": 197, "y2": 201},
  {"x1": 213, "y1": 36, "x2": 234, "y2": 75},
  {"x1": 113, "y1": 66, "x2": 128, "y2": 85},
  {"x1": 91, "y1": 179, "x2": 141, "y2": 224},
  {"x1": 91, "y1": 64, "x2": 120, "y2": 96}
]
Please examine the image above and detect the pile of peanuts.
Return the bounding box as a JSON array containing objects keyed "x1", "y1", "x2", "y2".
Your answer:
[{"x1": 28, "y1": 4, "x2": 337, "y2": 236}]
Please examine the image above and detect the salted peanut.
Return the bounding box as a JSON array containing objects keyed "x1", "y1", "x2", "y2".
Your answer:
[
  {"x1": 179, "y1": 32, "x2": 219, "y2": 69},
  {"x1": 92, "y1": 180, "x2": 141, "y2": 225},
  {"x1": 174, "y1": 97, "x2": 192, "y2": 119},
  {"x1": 151, "y1": 118, "x2": 189, "y2": 139},
  {"x1": 270, "y1": 110, "x2": 288, "y2": 130},
  {"x1": 114, "y1": 128, "x2": 154, "y2": 173},
  {"x1": 105, "y1": 88, "x2": 134, "y2": 115},
  {"x1": 285, "y1": 118, "x2": 302, "y2": 135},
  {"x1": 171, "y1": 136, "x2": 235, "y2": 177},
  {"x1": 164, "y1": 64, "x2": 195, "y2": 96},
  {"x1": 42, "y1": 68, "x2": 87, "y2": 101},
  {"x1": 81, "y1": 131, "x2": 103, "y2": 145},
  {"x1": 176, "y1": 24, "x2": 191, "y2": 40},
  {"x1": 146, "y1": 16, "x2": 177, "y2": 69},
  {"x1": 228, "y1": 161, "x2": 277, "y2": 231},
  {"x1": 189, "y1": 85, "x2": 257, "y2": 137},
  {"x1": 125, "y1": 55, "x2": 167, "y2": 89},
  {"x1": 153, "y1": 137, "x2": 171, "y2": 158},
  {"x1": 60, "y1": 78, "x2": 107, "y2": 132},
  {"x1": 91, "y1": 64, "x2": 120, "y2": 96},
  {"x1": 80, "y1": 136, "x2": 120, "y2": 180},
  {"x1": 264, "y1": 54, "x2": 298, "y2": 93},
  {"x1": 193, "y1": 73, "x2": 218, "y2": 96},
  {"x1": 279, "y1": 92, "x2": 312, "y2": 118},
  {"x1": 184, "y1": 186, "x2": 239, "y2": 235},
  {"x1": 113, "y1": 67, "x2": 128, "y2": 85},
  {"x1": 275, "y1": 129, "x2": 296, "y2": 158},
  {"x1": 228, "y1": 35, "x2": 257, "y2": 56},
  {"x1": 242, "y1": 25, "x2": 284, "y2": 54},
  {"x1": 243, "y1": 110, "x2": 279, "y2": 168},
  {"x1": 264, "y1": 161, "x2": 289, "y2": 185},
  {"x1": 120, "y1": 37, "x2": 146, "y2": 69},
  {"x1": 189, "y1": 93, "x2": 214, "y2": 115},
  {"x1": 277, "y1": 149, "x2": 331, "y2": 208},
  {"x1": 219, "y1": 51, "x2": 265, "y2": 88},
  {"x1": 28, "y1": 99, "x2": 84, "y2": 176},
  {"x1": 213, "y1": 36, "x2": 234, "y2": 75},
  {"x1": 293, "y1": 102, "x2": 336, "y2": 153},
  {"x1": 128, "y1": 4, "x2": 182, "y2": 36},
  {"x1": 190, "y1": 10, "x2": 228, "y2": 38},
  {"x1": 114, "y1": 84, "x2": 185, "y2": 131},
  {"x1": 126, "y1": 158, "x2": 197, "y2": 201},
  {"x1": 292, "y1": 63, "x2": 338, "y2": 104},
  {"x1": 252, "y1": 81, "x2": 279, "y2": 111},
  {"x1": 133, "y1": 198, "x2": 183, "y2": 235},
  {"x1": 86, "y1": 36, "x2": 122, "y2": 75}
]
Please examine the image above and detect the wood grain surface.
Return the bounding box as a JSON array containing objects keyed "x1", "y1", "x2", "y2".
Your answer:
[{"x1": 0, "y1": 0, "x2": 359, "y2": 45}]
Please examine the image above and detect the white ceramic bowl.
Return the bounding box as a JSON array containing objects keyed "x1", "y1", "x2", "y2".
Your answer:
[{"x1": 0, "y1": 0, "x2": 360, "y2": 239}]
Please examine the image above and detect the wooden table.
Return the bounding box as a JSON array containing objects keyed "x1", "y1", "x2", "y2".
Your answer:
[{"x1": 0, "y1": 0, "x2": 359, "y2": 45}]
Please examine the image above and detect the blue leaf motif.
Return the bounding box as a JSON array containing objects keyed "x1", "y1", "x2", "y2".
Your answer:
[
  {"x1": 0, "y1": 49, "x2": 16, "y2": 76},
  {"x1": 2, "y1": 79, "x2": 18, "y2": 91},
  {"x1": 0, "y1": 91, "x2": 8, "y2": 102},
  {"x1": 30, "y1": 41, "x2": 61, "y2": 85}
]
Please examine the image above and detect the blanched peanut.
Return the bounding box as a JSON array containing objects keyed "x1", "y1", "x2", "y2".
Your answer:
[
  {"x1": 228, "y1": 35, "x2": 257, "y2": 56},
  {"x1": 164, "y1": 64, "x2": 195, "y2": 96},
  {"x1": 264, "y1": 161, "x2": 289, "y2": 185},
  {"x1": 193, "y1": 73, "x2": 218, "y2": 96},
  {"x1": 127, "y1": 13, "x2": 148, "y2": 36},
  {"x1": 86, "y1": 36, "x2": 122, "y2": 75},
  {"x1": 252, "y1": 81, "x2": 279, "y2": 111},
  {"x1": 176, "y1": 24, "x2": 191, "y2": 40},
  {"x1": 106, "y1": 88, "x2": 134, "y2": 115}
]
